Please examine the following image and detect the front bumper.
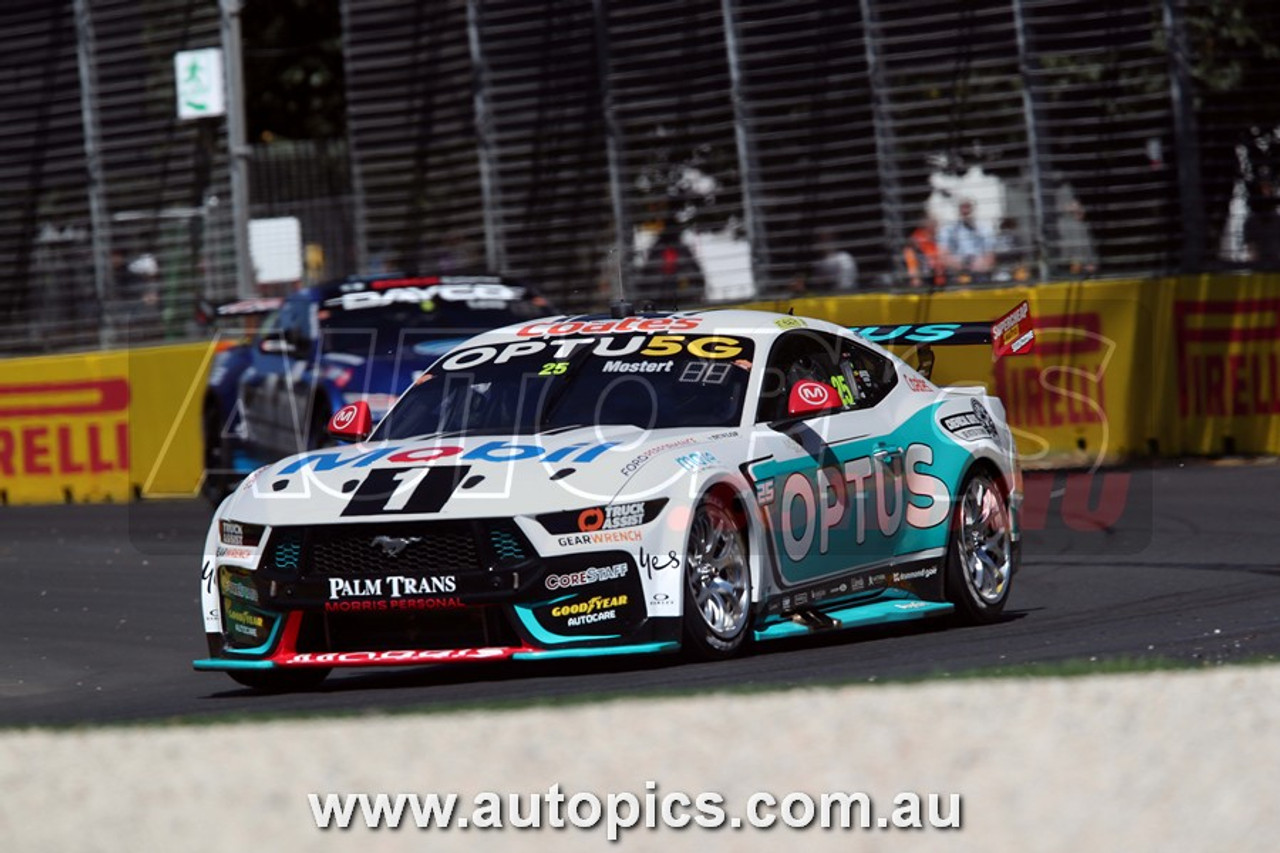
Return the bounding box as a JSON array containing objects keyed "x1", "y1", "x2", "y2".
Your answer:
[{"x1": 195, "y1": 518, "x2": 680, "y2": 672}]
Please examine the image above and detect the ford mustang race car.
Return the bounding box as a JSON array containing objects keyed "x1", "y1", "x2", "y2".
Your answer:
[
  {"x1": 195, "y1": 307, "x2": 1027, "y2": 690},
  {"x1": 201, "y1": 274, "x2": 554, "y2": 502}
]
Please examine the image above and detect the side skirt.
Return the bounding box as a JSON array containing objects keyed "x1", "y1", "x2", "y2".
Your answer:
[{"x1": 753, "y1": 592, "x2": 953, "y2": 643}]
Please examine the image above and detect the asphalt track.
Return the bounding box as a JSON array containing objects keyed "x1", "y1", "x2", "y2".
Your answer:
[{"x1": 2, "y1": 461, "x2": 1278, "y2": 728}]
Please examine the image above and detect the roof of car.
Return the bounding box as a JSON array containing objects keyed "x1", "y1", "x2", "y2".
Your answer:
[
  {"x1": 304, "y1": 273, "x2": 531, "y2": 303},
  {"x1": 460, "y1": 307, "x2": 855, "y2": 349}
]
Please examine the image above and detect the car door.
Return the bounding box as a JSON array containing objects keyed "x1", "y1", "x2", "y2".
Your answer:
[
  {"x1": 748, "y1": 328, "x2": 905, "y2": 592},
  {"x1": 239, "y1": 294, "x2": 317, "y2": 459}
]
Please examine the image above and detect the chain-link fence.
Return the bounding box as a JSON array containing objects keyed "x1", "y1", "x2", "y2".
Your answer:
[{"x1": 3, "y1": 0, "x2": 1280, "y2": 353}]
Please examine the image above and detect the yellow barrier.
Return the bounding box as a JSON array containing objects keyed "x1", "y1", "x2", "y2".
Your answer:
[
  {"x1": 1150, "y1": 273, "x2": 1280, "y2": 455},
  {"x1": 0, "y1": 342, "x2": 217, "y2": 504},
  {"x1": 751, "y1": 278, "x2": 1155, "y2": 466},
  {"x1": 3, "y1": 274, "x2": 1279, "y2": 504}
]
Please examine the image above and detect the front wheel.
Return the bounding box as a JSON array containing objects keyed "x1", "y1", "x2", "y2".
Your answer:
[
  {"x1": 945, "y1": 469, "x2": 1014, "y2": 623},
  {"x1": 682, "y1": 493, "x2": 752, "y2": 659}
]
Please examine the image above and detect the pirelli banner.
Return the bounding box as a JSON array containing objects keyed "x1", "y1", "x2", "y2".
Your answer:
[
  {"x1": 2, "y1": 275, "x2": 1278, "y2": 504},
  {"x1": 760, "y1": 273, "x2": 1280, "y2": 463},
  {"x1": 754, "y1": 279, "x2": 1156, "y2": 468},
  {"x1": 1151, "y1": 273, "x2": 1280, "y2": 456},
  {"x1": 0, "y1": 343, "x2": 214, "y2": 504}
]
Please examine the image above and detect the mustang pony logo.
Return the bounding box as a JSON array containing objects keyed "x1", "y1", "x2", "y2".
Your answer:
[{"x1": 371, "y1": 535, "x2": 421, "y2": 556}]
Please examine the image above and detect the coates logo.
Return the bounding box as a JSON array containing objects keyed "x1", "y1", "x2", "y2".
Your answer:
[
  {"x1": 516, "y1": 316, "x2": 701, "y2": 338},
  {"x1": 796, "y1": 380, "x2": 832, "y2": 407},
  {"x1": 331, "y1": 404, "x2": 360, "y2": 431}
]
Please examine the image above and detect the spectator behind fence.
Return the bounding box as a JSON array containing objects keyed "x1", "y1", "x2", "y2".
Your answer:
[
  {"x1": 792, "y1": 227, "x2": 858, "y2": 294},
  {"x1": 993, "y1": 217, "x2": 1030, "y2": 282},
  {"x1": 634, "y1": 220, "x2": 706, "y2": 307},
  {"x1": 903, "y1": 218, "x2": 944, "y2": 288},
  {"x1": 110, "y1": 250, "x2": 163, "y2": 341},
  {"x1": 1243, "y1": 181, "x2": 1280, "y2": 270},
  {"x1": 938, "y1": 198, "x2": 995, "y2": 283},
  {"x1": 1058, "y1": 199, "x2": 1098, "y2": 277}
]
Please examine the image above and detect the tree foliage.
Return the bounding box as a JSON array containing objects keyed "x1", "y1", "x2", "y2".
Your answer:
[{"x1": 242, "y1": 0, "x2": 345, "y2": 141}]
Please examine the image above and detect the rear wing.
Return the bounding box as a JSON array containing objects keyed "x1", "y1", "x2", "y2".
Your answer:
[
  {"x1": 195, "y1": 296, "x2": 284, "y2": 327},
  {"x1": 849, "y1": 300, "x2": 1035, "y2": 379}
]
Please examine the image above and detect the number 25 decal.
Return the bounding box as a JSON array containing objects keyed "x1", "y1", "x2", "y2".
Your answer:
[
  {"x1": 539, "y1": 361, "x2": 569, "y2": 376},
  {"x1": 341, "y1": 466, "x2": 472, "y2": 516}
]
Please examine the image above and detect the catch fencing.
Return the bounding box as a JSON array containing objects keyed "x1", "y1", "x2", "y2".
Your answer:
[{"x1": 3, "y1": 0, "x2": 1280, "y2": 353}]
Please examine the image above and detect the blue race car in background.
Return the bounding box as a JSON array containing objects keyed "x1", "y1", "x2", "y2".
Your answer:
[{"x1": 201, "y1": 274, "x2": 555, "y2": 503}]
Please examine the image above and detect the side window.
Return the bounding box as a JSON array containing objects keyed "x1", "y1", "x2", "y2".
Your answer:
[
  {"x1": 837, "y1": 339, "x2": 898, "y2": 409},
  {"x1": 755, "y1": 330, "x2": 845, "y2": 422},
  {"x1": 274, "y1": 297, "x2": 316, "y2": 351}
]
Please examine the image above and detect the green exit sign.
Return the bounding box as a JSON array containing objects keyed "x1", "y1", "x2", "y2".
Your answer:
[{"x1": 174, "y1": 48, "x2": 225, "y2": 120}]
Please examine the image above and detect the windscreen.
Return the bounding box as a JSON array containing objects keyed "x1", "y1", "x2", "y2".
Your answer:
[{"x1": 374, "y1": 330, "x2": 755, "y2": 438}]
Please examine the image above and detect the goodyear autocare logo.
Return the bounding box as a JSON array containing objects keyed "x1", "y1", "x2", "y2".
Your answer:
[{"x1": 551, "y1": 595, "x2": 628, "y2": 627}]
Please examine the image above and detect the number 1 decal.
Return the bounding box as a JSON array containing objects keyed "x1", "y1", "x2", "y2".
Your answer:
[{"x1": 340, "y1": 466, "x2": 472, "y2": 516}]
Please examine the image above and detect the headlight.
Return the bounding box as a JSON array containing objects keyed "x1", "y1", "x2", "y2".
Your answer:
[{"x1": 219, "y1": 519, "x2": 265, "y2": 547}]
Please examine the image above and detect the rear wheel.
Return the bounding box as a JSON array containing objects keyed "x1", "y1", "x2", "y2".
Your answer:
[
  {"x1": 682, "y1": 493, "x2": 752, "y2": 659},
  {"x1": 945, "y1": 469, "x2": 1013, "y2": 623},
  {"x1": 228, "y1": 667, "x2": 331, "y2": 693}
]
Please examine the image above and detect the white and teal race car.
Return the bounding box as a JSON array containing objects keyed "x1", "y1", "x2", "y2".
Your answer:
[{"x1": 196, "y1": 307, "x2": 1026, "y2": 690}]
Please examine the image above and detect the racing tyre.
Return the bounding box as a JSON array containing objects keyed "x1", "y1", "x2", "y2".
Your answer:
[
  {"x1": 945, "y1": 469, "x2": 1013, "y2": 623},
  {"x1": 228, "y1": 668, "x2": 331, "y2": 693},
  {"x1": 682, "y1": 493, "x2": 752, "y2": 659}
]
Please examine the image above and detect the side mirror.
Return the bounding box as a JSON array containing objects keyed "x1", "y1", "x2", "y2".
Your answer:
[
  {"x1": 787, "y1": 380, "x2": 842, "y2": 417},
  {"x1": 327, "y1": 402, "x2": 373, "y2": 442}
]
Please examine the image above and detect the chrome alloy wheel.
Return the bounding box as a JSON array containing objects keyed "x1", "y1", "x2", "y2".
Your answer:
[
  {"x1": 685, "y1": 500, "x2": 750, "y2": 641},
  {"x1": 957, "y1": 473, "x2": 1012, "y2": 605}
]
